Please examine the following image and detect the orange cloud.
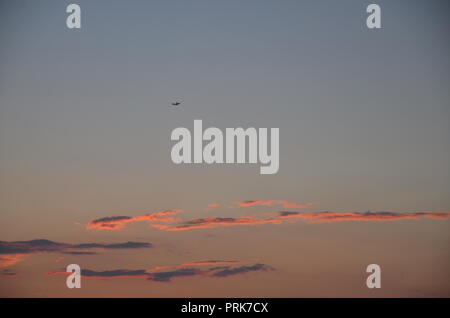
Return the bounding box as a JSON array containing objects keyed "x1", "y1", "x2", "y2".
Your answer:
[
  {"x1": 152, "y1": 217, "x2": 282, "y2": 231},
  {"x1": 86, "y1": 209, "x2": 183, "y2": 230},
  {"x1": 86, "y1": 201, "x2": 311, "y2": 231},
  {"x1": 0, "y1": 254, "x2": 27, "y2": 268},
  {"x1": 150, "y1": 211, "x2": 450, "y2": 232},
  {"x1": 84, "y1": 201, "x2": 450, "y2": 233}
]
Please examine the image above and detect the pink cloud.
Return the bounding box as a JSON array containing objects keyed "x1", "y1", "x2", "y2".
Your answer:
[{"x1": 86, "y1": 209, "x2": 183, "y2": 230}]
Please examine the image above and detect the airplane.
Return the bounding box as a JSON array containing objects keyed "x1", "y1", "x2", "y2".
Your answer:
[{"x1": 171, "y1": 102, "x2": 181, "y2": 106}]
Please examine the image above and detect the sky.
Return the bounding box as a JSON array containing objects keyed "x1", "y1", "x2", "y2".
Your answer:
[{"x1": 0, "y1": 0, "x2": 449, "y2": 297}]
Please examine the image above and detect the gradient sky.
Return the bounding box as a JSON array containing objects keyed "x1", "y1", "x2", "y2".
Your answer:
[{"x1": 0, "y1": 0, "x2": 449, "y2": 297}]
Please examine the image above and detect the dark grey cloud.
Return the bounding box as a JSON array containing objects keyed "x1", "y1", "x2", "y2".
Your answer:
[
  {"x1": 73, "y1": 267, "x2": 204, "y2": 282},
  {"x1": 211, "y1": 264, "x2": 274, "y2": 277},
  {"x1": 0, "y1": 239, "x2": 68, "y2": 254},
  {"x1": 1, "y1": 269, "x2": 17, "y2": 276},
  {"x1": 89, "y1": 216, "x2": 132, "y2": 224},
  {"x1": 277, "y1": 211, "x2": 450, "y2": 222},
  {"x1": 82, "y1": 269, "x2": 148, "y2": 278},
  {"x1": 149, "y1": 268, "x2": 203, "y2": 282},
  {"x1": 278, "y1": 211, "x2": 300, "y2": 217},
  {"x1": 57, "y1": 263, "x2": 274, "y2": 283},
  {"x1": 0, "y1": 239, "x2": 151, "y2": 255},
  {"x1": 0, "y1": 239, "x2": 152, "y2": 267}
]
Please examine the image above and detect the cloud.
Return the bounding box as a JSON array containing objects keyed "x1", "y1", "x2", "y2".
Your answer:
[
  {"x1": 50, "y1": 267, "x2": 204, "y2": 282},
  {"x1": 151, "y1": 211, "x2": 450, "y2": 232},
  {"x1": 86, "y1": 216, "x2": 132, "y2": 230},
  {"x1": 0, "y1": 239, "x2": 152, "y2": 268},
  {"x1": 62, "y1": 251, "x2": 98, "y2": 255},
  {"x1": 152, "y1": 217, "x2": 282, "y2": 231},
  {"x1": 1, "y1": 269, "x2": 17, "y2": 276},
  {"x1": 211, "y1": 263, "x2": 274, "y2": 277},
  {"x1": 235, "y1": 200, "x2": 314, "y2": 209},
  {"x1": 183, "y1": 260, "x2": 241, "y2": 266},
  {"x1": 85, "y1": 200, "x2": 312, "y2": 231},
  {"x1": 48, "y1": 260, "x2": 273, "y2": 283},
  {"x1": 0, "y1": 254, "x2": 27, "y2": 268},
  {"x1": 0, "y1": 239, "x2": 67, "y2": 255},
  {"x1": 85, "y1": 201, "x2": 450, "y2": 233},
  {"x1": 149, "y1": 268, "x2": 204, "y2": 282},
  {"x1": 277, "y1": 211, "x2": 450, "y2": 222},
  {"x1": 81, "y1": 269, "x2": 149, "y2": 278},
  {"x1": 147, "y1": 260, "x2": 242, "y2": 272},
  {"x1": 71, "y1": 242, "x2": 152, "y2": 249},
  {"x1": 86, "y1": 209, "x2": 183, "y2": 230}
]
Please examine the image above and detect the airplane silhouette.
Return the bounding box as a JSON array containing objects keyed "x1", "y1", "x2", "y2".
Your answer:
[{"x1": 171, "y1": 102, "x2": 181, "y2": 106}]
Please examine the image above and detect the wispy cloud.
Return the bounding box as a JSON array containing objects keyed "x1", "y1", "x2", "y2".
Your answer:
[
  {"x1": 211, "y1": 263, "x2": 274, "y2": 277},
  {"x1": 277, "y1": 211, "x2": 450, "y2": 222},
  {"x1": 234, "y1": 200, "x2": 314, "y2": 209},
  {"x1": 147, "y1": 260, "x2": 242, "y2": 272},
  {"x1": 84, "y1": 201, "x2": 450, "y2": 233},
  {"x1": 1, "y1": 269, "x2": 17, "y2": 276},
  {"x1": 0, "y1": 254, "x2": 27, "y2": 268},
  {"x1": 152, "y1": 211, "x2": 450, "y2": 231},
  {"x1": 152, "y1": 217, "x2": 282, "y2": 231},
  {"x1": 86, "y1": 209, "x2": 183, "y2": 230},
  {"x1": 48, "y1": 260, "x2": 273, "y2": 283},
  {"x1": 86, "y1": 200, "x2": 313, "y2": 231},
  {"x1": 0, "y1": 239, "x2": 152, "y2": 268}
]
